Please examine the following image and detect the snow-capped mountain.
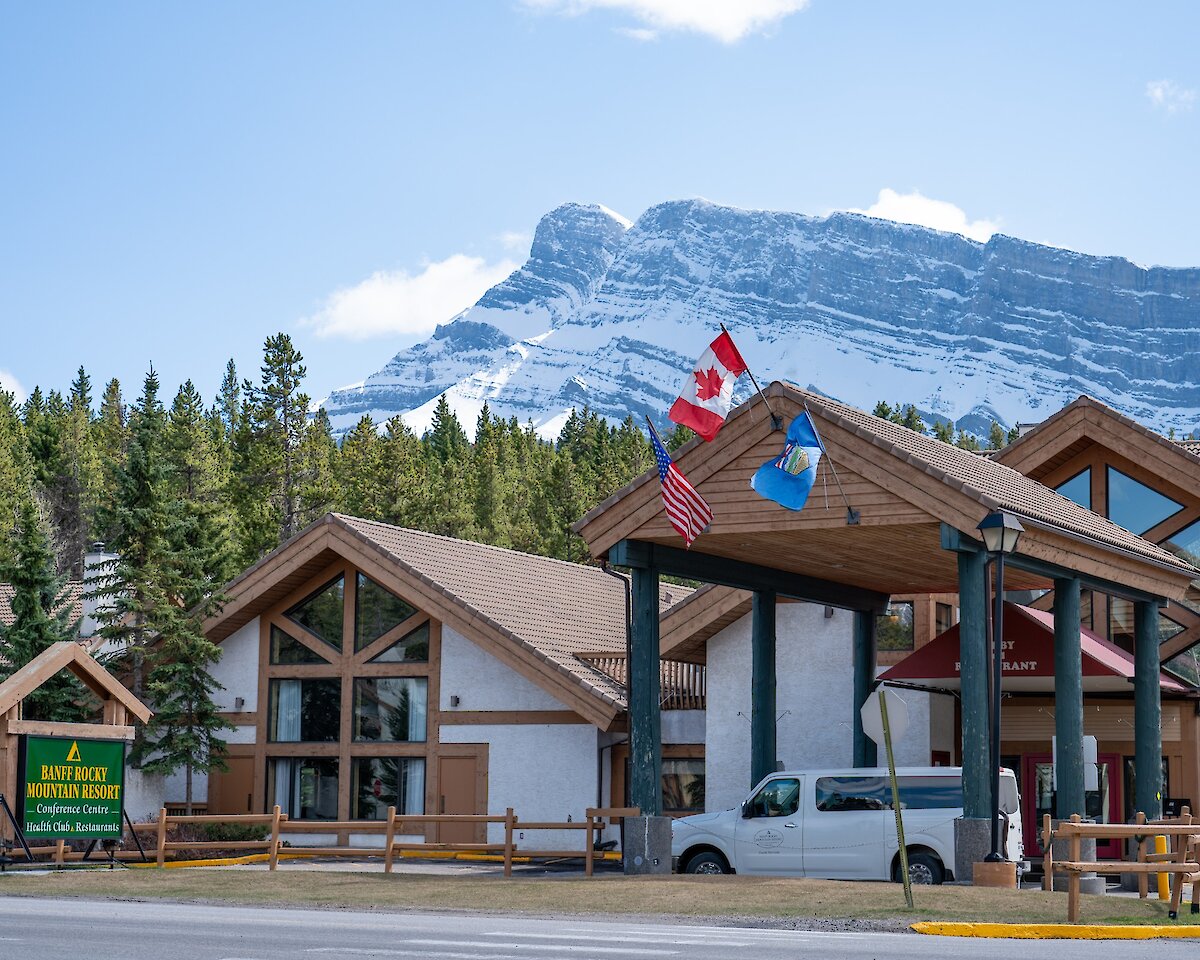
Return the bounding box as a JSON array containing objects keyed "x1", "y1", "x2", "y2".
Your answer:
[{"x1": 323, "y1": 199, "x2": 1200, "y2": 439}]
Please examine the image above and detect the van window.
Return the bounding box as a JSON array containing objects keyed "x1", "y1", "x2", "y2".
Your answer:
[
  {"x1": 747, "y1": 778, "x2": 800, "y2": 818},
  {"x1": 815, "y1": 776, "x2": 963, "y2": 812}
]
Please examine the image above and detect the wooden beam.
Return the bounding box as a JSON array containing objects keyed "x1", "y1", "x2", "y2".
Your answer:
[
  {"x1": 608, "y1": 540, "x2": 890, "y2": 613},
  {"x1": 7, "y1": 720, "x2": 135, "y2": 741}
]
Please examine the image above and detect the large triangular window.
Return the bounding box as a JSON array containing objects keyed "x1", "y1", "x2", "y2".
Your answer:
[
  {"x1": 270, "y1": 625, "x2": 330, "y2": 665},
  {"x1": 1054, "y1": 468, "x2": 1091, "y2": 510},
  {"x1": 1162, "y1": 518, "x2": 1200, "y2": 567},
  {"x1": 286, "y1": 575, "x2": 345, "y2": 651},
  {"x1": 369, "y1": 622, "x2": 430, "y2": 663},
  {"x1": 355, "y1": 573, "x2": 417, "y2": 652},
  {"x1": 1106, "y1": 467, "x2": 1184, "y2": 535}
]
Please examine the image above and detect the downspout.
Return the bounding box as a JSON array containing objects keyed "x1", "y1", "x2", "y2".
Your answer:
[{"x1": 600, "y1": 559, "x2": 634, "y2": 813}]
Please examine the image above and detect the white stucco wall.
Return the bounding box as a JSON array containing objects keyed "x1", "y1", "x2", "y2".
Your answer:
[
  {"x1": 662, "y1": 710, "x2": 705, "y2": 745},
  {"x1": 438, "y1": 625, "x2": 604, "y2": 850},
  {"x1": 439, "y1": 625, "x2": 568, "y2": 712},
  {"x1": 211, "y1": 617, "x2": 260, "y2": 712},
  {"x1": 124, "y1": 767, "x2": 168, "y2": 821},
  {"x1": 706, "y1": 603, "x2": 860, "y2": 813}
]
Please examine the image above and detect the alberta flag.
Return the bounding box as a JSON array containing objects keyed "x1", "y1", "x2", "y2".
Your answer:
[
  {"x1": 750, "y1": 412, "x2": 824, "y2": 511},
  {"x1": 668, "y1": 330, "x2": 749, "y2": 442}
]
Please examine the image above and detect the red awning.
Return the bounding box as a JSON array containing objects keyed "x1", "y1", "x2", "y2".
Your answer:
[{"x1": 879, "y1": 602, "x2": 1189, "y2": 694}]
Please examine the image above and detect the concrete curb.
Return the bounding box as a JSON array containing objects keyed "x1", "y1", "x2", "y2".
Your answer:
[{"x1": 912, "y1": 922, "x2": 1200, "y2": 940}]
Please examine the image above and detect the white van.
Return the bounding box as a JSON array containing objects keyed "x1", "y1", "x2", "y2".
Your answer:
[{"x1": 671, "y1": 766, "x2": 1023, "y2": 884}]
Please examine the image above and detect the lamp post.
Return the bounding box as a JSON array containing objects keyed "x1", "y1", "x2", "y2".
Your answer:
[{"x1": 977, "y1": 510, "x2": 1024, "y2": 862}]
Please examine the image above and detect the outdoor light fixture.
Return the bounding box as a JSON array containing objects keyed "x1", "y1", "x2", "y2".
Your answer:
[{"x1": 976, "y1": 510, "x2": 1024, "y2": 863}]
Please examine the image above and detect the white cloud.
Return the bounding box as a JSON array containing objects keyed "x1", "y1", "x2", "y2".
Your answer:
[
  {"x1": 499, "y1": 230, "x2": 533, "y2": 255},
  {"x1": 304, "y1": 254, "x2": 520, "y2": 341},
  {"x1": 617, "y1": 26, "x2": 659, "y2": 41},
  {"x1": 0, "y1": 369, "x2": 25, "y2": 402},
  {"x1": 522, "y1": 0, "x2": 809, "y2": 43},
  {"x1": 846, "y1": 188, "x2": 1000, "y2": 243},
  {"x1": 1146, "y1": 79, "x2": 1196, "y2": 114}
]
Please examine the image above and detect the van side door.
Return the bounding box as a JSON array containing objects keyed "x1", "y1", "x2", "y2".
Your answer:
[
  {"x1": 802, "y1": 775, "x2": 887, "y2": 880},
  {"x1": 732, "y1": 776, "x2": 805, "y2": 875}
]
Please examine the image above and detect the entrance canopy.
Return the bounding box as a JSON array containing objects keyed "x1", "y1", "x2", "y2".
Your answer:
[
  {"x1": 880, "y1": 602, "x2": 1190, "y2": 694},
  {"x1": 577, "y1": 382, "x2": 1197, "y2": 604}
]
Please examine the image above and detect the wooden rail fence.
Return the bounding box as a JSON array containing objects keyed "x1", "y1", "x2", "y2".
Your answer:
[
  {"x1": 1042, "y1": 811, "x2": 1200, "y2": 922},
  {"x1": 29, "y1": 805, "x2": 641, "y2": 875}
]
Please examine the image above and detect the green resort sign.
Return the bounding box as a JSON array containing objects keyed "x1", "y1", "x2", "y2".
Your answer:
[{"x1": 20, "y1": 735, "x2": 126, "y2": 839}]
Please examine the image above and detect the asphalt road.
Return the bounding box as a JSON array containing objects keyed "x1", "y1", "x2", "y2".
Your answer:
[{"x1": 0, "y1": 897, "x2": 1196, "y2": 960}]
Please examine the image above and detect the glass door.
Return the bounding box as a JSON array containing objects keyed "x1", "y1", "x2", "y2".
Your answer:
[{"x1": 1023, "y1": 753, "x2": 1122, "y2": 858}]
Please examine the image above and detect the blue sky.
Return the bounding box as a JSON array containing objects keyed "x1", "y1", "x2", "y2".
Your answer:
[{"x1": 2, "y1": 1, "x2": 1198, "y2": 406}]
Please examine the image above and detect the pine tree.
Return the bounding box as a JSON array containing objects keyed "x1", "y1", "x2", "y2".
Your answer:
[
  {"x1": 987, "y1": 421, "x2": 1007, "y2": 450},
  {"x1": 217, "y1": 359, "x2": 241, "y2": 440},
  {"x1": 0, "y1": 496, "x2": 87, "y2": 721},
  {"x1": 933, "y1": 419, "x2": 954, "y2": 444},
  {"x1": 0, "y1": 390, "x2": 31, "y2": 565},
  {"x1": 297, "y1": 408, "x2": 341, "y2": 527},
  {"x1": 92, "y1": 378, "x2": 128, "y2": 546}
]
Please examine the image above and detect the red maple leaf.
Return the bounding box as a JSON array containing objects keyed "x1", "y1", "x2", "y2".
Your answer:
[{"x1": 694, "y1": 366, "x2": 725, "y2": 402}]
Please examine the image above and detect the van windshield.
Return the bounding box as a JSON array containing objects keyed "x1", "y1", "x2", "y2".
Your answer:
[
  {"x1": 999, "y1": 775, "x2": 1019, "y2": 815},
  {"x1": 815, "y1": 776, "x2": 963, "y2": 811}
]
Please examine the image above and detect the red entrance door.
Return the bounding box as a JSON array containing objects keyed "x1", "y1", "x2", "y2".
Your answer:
[{"x1": 1023, "y1": 753, "x2": 1122, "y2": 859}]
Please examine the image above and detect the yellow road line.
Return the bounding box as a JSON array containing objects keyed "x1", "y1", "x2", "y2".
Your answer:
[{"x1": 912, "y1": 922, "x2": 1200, "y2": 939}]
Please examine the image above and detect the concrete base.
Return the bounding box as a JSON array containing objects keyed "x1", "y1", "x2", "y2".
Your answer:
[
  {"x1": 1051, "y1": 821, "x2": 1106, "y2": 894},
  {"x1": 623, "y1": 816, "x2": 672, "y2": 875},
  {"x1": 954, "y1": 818, "x2": 991, "y2": 882},
  {"x1": 972, "y1": 860, "x2": 1017, "y2": 888}
]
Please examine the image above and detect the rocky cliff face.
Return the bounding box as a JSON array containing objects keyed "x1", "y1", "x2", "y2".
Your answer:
[{"x1": 324, "y1": 199, "x2": 1200, "y2": 438}]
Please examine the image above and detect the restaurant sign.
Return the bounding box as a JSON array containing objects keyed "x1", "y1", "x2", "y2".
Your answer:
[{"x1": 20, "y1": 735, "x2": 125, "y2": 839}]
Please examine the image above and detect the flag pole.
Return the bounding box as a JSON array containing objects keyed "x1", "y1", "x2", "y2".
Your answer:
[
  {"x1": 719, "y1": 323, "x2": 782, "y2": 431},
  {"x1": 804, "y1": 401, "x2": 860, "y2": 526}
]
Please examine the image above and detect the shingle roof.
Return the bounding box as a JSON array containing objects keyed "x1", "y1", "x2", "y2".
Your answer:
[
  {"x1": 784, "y1": 384, "x2": 1197, "y2": 577},
  {"x1": 0, "y1": 582, "x2": 84, "y2": 630},
  {"x1": 332, "y1": 515, "x2": 692, "y2": 709}
]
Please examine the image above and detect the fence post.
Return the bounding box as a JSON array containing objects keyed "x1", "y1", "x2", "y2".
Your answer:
[
  {"x1": 1136, "y1": 811, "x2": 1148, "y2": 899},
  {"x1": 54, "y1": 839, "x2": 65, "y2": 866},
  {"x1": 1041, "y1": 814, "x2": 1052, "y2": 892},
  {"x1": 503, "y1": 808, "x2": 514, "y2": 879},
  {"x1": 155, "y1": 807, "x2": 167, "y2": 867},
  {"x1": 585, "y1": 809, "x2": 596, "y2": 878},
  {"x1": 383, "y1": 806, "x2": 397, "y2": 874},
  {"x1": 1068, "y1": 814, "x2": 1082, "y2": 923},
  {"x1": 268, "y1": 804, "x2": 282, "y2": 872}
]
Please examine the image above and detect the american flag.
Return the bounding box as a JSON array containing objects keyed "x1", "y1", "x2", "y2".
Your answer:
[{"x1": 649, "y1": 424, "x2": 713, "y2": 547}]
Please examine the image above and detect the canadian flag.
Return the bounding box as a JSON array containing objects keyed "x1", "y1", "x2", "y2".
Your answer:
[{"x1": 668, "y1": 331, "x2": 749, "y2": 442}]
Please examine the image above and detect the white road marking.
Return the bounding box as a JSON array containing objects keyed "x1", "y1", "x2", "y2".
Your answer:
[
  {"x1": 309, "y1": 951, "x2": 529, "y2": 960},
  {"x1": 483, "y1": 931, "x2": 762, "y2": 947},
  {"x1": 398, "y1": 941, "x2": 677, "y2": 956}
]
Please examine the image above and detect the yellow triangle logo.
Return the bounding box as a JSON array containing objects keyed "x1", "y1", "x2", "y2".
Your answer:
[{"x1": 65, "y1": 741, "x2": 81, "y2": 763}]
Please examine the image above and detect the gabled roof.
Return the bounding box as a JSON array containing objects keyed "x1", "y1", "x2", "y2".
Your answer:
[
  {"x1": 576, "y1": 381, "x2": 1195, "y2": 602},
  {"x1": 205, "y1": 514, "x2": 693, "y2": 729},
  {"x1": 997, "y1": 395, "x2": 1200, "y2": 498},
  {"x1": 0, "y1": 641, "x2": 152, "y2": 722}
]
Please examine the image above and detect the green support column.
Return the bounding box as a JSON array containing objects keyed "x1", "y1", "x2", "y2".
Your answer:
[
  {"x1": 958, "y1": 548, "x2": 990, "y2": 820},
  {"x1": 1053, "y1": 578, "x2": 1085, "y2": 820},
  {"x1": 1134, "y1": 599, "x2": 1163, "y2": 821},
  {"x1": 751, "y1": 590, "x2": 778, "y2": 787},
  {"x1": 853, "y1": 610, "x2": 878, "y2": 767},
  {"x1": 629, "y1": 564, "x2": 662, "y2": 816}
]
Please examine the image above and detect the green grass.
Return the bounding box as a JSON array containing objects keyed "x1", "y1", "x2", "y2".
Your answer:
[{"x1": 0, "y1": 868, "x2": 1194, "y2": 927}]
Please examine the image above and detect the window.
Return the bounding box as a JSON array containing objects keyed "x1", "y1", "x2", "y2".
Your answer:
[
  {"x1": 662, "y1": 759, "x2": 704, "y2": 813},
  {"x1": 368, "y1": 622, "x2": 430, "y2": 663},
  {"x1": 355, "y1": 574, "x2": 417, "y2": 652},
  {"x1": 1108, "y1": 597, "x2": 1135, "y2": 652},
  {"x1": 1161, "y1": 518, "x2": 1200, "y2": 567},
  {"x1": 351, "y1": 757, "x2": 426, "y2": 819},
  {"x1": 353, "y1": 677, "x2": 428, "y2": 742},
  {"x1": 746, "y1": 778, "x2": 800, "y2": 818},
  {"x1": 1055, "y1": 468, "x2": 1091, "y2": 510},
  {"x1": 286, "y1": 576, "x2": 345, "y2": 651},
  {"x1": 270, "y1": 625, "x2": 329, "y2": 665},
  {"x1": 1080, "y1": 591, "x2": 1094, "y2": 630},
  {"x1": 935, "y1": 603, "x2": 955, "y2": 637},
  {"x1": 876, "y1": 602, "x2": 914, "y2": 651},
  {"x1": 1164, "y1": 643, "x2": 1200, "y2": 688},
  {"x1": 268, "y1": 757, "x2": 339, "y2": 820},
  {"x1": 1106, "y1": 467, "x2": 1184, "y2": 535},
  {"x1": 268, "y1": 678, "x2": 340, "y2": 742},
  {"x1": 815, "y1": 776, "x2": 964, "y2": 812}
]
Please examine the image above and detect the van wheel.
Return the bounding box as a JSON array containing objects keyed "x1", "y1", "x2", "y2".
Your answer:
[
  {"x1": 895, "y1": 852, "x2": 943, "y2": 886},
  {"x1": 685, "y1": 851, "x2": 730, "y2": 875}
]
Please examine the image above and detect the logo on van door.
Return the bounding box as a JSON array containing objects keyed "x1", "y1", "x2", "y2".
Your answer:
[{"x1": 753, "y1": 828, "x2": 785, "y2": 848}]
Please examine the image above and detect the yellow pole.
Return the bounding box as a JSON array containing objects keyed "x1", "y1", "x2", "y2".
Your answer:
[{"x1": 1156, "y1": 835, "x2": 1170, "y2": 900}]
